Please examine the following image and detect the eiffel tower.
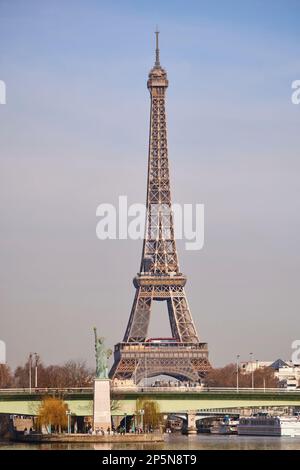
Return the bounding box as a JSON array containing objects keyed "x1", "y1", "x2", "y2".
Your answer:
[{"x1": 110, "y1": 32, "x2": 210, "y2": 383}]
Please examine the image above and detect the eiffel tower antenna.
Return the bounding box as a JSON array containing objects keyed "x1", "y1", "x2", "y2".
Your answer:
[{"x1": 155, "y1": 26, "x2": 160, "y2": 66}]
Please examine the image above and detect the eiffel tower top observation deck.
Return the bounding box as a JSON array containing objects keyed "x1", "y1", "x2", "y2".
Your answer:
[
  {"x1": 147, "y1": 30, "x2": 168, "y2": 88},
  {"x1": 109, "y1": 32, "x2": 210, "y2": 382}
]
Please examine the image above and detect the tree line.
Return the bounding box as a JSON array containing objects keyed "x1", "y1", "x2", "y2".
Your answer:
[
  {"x1": 205, "y1": 363, "x2": 279, "y2": 388},
  {"x1": 0, "y1": 359, "x2": 280, "y2": 389},
  {"x1": 0, "y1": 357, "x2": 93, "y2": 388}
]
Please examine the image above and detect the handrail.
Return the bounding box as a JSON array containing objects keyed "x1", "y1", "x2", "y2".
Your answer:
[
  {"x1": 0, "y1": 387, "x2": 93, "y2": 394},
  {"x1": 111, "y1": 386, "x2": 300, "y2": 393},
  {"x1": 0, "y1": 386, "x2": 299, "y2": 395}
]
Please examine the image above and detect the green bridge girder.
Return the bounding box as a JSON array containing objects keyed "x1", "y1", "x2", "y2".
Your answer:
[{"x1": 1, "y1": 390, "x2": 300, "y2": 417}]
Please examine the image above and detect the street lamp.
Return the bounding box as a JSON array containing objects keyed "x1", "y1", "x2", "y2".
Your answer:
[
  {"x1": 140, "y1": 409, "x2": 144, "y2": 432},
  {"x1": 249, "y1": 352, "x2": 254, "y2": 390},
  {"x1": 34, "y1": 353, "x2": 38, "y2": 388},
  {"x1": 124, "y1": 413, "x2": 127, "y2": 434},
  {"x1": 28, "y1": 352, "x2": 38, "y2": 393},
  {"x1": 28, "y1": 353, "x2": 32, "y2": 393},
  {"x1": 236, "y1": 354, "x2": 240, "y2": 393},
  {"x1": 66, "y1": 410, "x2": 71, "y2": 434}
]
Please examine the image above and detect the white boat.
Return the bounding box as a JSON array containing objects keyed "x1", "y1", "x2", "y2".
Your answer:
[
  {"x1": 280, "y1": 417, "x2": 300, "y2": 437},
  {"x1": 210, "y1": 418, "x2": 239, "y2": 435},
  {"x1": 238, "y1": 415, "x2": 300, "y2": 437}
]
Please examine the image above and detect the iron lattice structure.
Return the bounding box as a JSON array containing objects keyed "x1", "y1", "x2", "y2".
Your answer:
[{"x1": 110, "y1": 32, "x2": 210, "y2": 383}]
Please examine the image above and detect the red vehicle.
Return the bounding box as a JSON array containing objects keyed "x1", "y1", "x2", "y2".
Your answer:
[{"x1": 145, "y1": 338, "x2": 177, "y2": 344}]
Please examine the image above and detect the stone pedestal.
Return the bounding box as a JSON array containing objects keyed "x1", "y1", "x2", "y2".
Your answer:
[{"x1": 93, "y1": 378, "x2": 111, "y2": 431}]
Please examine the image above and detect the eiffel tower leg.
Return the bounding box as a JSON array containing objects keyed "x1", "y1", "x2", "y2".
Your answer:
[
  {"x1": 123, "y1": 288, "x2": 152, "y2": 342},
  {"x1": 110, "y1": 289, "x2": 153, "y2": 380},
  {"x1": 167, "y1": 289, "x2": 199, "y2": 343}
]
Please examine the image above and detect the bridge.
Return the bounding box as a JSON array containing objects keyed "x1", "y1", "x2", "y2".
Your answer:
[{"x1": 1, "y1": 387, "x2": 300, "y2": 418}]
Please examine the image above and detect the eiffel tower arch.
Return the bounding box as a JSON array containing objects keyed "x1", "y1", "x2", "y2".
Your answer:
[{"x1": 110, "y1": 32, "x2": 210, "y2": 383}]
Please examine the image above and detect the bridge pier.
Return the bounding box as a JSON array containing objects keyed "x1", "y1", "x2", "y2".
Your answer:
[{"x1": 187, "y1": 411, "x2": 197, "y2": 435}]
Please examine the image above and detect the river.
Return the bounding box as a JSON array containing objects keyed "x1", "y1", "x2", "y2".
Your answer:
[{"x1": 1, "y1": 434, "x2": 300, "y2": 450}]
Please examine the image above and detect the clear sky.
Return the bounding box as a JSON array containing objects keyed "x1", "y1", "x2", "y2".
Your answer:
[{"x1": 0, "y1": 0, "x2": 299, "y2": 369}]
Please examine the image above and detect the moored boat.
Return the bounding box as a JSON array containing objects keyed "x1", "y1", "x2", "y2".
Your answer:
[
  {"x1": 238, "y1": 414, "x2": 300, "y2": 437},
  {"x1": 210, "y1": 417, "x2": 238, "y2": 435}
]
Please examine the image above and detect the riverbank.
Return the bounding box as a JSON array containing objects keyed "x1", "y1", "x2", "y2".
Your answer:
[
  {"x1": 11, "y1": 432, "x2": 164, "y2": 444},
  {"x1": 1, "y1": 434, "x2": 300, "y2": 450}
]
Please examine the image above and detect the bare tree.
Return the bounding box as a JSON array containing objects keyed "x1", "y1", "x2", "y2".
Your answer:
[
  {"x1": 205, "y1": 364, "x2": 279, "y2": 388},
  {"x1": 59, "y1": 360, "x2": 93, "y2": 387},
  {"x1": 14, "y1": 358, "x2": 93, "y2": 388},
  {"x1": 205, "y1": 364, "x2": 238, "y2": 387},
  {"x1": 253, "y1": 367, "x2": 279, "y2": 388},
  {"x1": 0, "y1": 364, "x2": 13, "y2": 388}
]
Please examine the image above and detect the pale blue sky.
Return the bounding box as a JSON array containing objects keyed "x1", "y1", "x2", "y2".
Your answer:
[{"x1": 0, "y1": 0, "x2": 299, "y2": 369}]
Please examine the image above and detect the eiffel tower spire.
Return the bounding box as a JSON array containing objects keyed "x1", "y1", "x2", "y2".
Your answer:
[
  {"x1": 155, "y1": 27, "x2": 160, "y2": 66},
  {"x1": 110, "y1": 33, "x2": 210, "y2": 383}
]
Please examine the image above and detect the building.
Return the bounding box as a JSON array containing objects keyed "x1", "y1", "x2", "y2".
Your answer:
[{"x1": 240, "y1": 358, "x2": 300, "y2": 389}]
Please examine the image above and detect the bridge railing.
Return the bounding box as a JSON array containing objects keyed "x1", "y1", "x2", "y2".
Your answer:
[
  {"x1": 111, "y1": 386, "x2": 300, "y2": 394},
  {"x1": 0, "y1": 386, "x2": 299, "y2": 395},
  {"x1": 0, "y1": 387, "x2": 93, "y2": 395}
]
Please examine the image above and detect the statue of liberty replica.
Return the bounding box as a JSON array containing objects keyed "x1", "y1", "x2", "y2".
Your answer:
[
  {"x1": 92, "y1": 327, "x2": 112, "y2": 431},
  {"x1": 93, "y1": 327, "x2": 112, "y2": 379}
]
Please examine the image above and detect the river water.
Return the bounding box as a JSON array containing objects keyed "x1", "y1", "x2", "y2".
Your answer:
[{"x1": 1, "y1": 434, "x2": 300, "y2": 450}]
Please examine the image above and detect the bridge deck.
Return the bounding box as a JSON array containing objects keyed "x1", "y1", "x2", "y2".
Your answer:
[{"x1": 0, "y1": 388, "x2": 300, "y2": 416}]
